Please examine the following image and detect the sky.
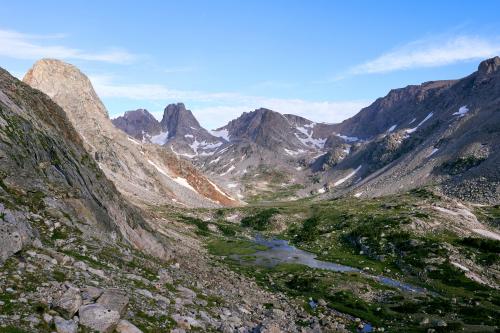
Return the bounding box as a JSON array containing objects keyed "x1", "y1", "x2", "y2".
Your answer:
[{"x1": 1, "y1": 0, "x2": 500, "y2": 129}]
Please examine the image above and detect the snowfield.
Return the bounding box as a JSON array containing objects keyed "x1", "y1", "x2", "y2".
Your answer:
[
  {"x1": 150, "y1": 131, "x2": 169, "y2": 145},
  {"x1": 211, "y1": 128, "x2": 230, "y2": 141}
]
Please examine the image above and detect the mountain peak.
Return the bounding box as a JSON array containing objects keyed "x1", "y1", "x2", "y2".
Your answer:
[
  {"x1": 478, "y1": 56, "x2": 500, "y2": 75},
  {"x1": 161, "y1": 103, "x2": 201, "y2": 136},
  {"x1": 23, "y1": 58, "x2": 109, "y2": 119},
  {"x1": 112, "y1": 109, "x2": 161, "y2": 140}
]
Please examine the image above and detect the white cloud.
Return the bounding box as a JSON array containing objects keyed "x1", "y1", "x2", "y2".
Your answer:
[
  {"x1": 0, "y1": 29, "x2": 136, "y2": 64},
  {"x1": 92, "y1": 75, "x2": 369, "y2": 128},
  {"x1": 193, "y1": 100, "x2": 369, "y2": 129},
  {"x1": 350, "y1": 35, "x2": 500, "y2": 74}
]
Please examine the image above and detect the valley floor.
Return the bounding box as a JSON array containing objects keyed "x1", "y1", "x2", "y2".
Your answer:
[{"x1": 1, "y1": 188, "x2": 499, "y2": 333}]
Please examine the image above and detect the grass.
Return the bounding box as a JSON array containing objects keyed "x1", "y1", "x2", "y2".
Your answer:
[
  {"x1": 246, "y1": 184, "x2": 304, "y2": 203},
  {"x1": 200, "y1": 189, "x2": 500, "y2": 331},
  {"x1": 207, "y1": 238, "x2": 268, "y2": 256},
  {"x1": 0, "y1": 327, "x2": 31, "y2": 333},
  {"x1": 240, "y1": 208, "x2": 279, "y2": 231},
  {"x1": 178, "y1": 215, "x2": 211, "y2": 236}
]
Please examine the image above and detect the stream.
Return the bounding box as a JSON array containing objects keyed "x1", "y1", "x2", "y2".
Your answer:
[
  {"x1": 231, "y1": 235, "x2": 427, "y2": 293},
  {"x1": 229, "y1": 236, "x2": 428, "y2": 332}
]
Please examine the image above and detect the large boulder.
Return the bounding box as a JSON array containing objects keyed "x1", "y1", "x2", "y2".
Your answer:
[
  {"x1": 97, "y1": 289, "x2": 129, "y2": 316},
  {"x1": 53, "y1": 288, "x2": 82, "y2": 319},
  {"x1": 79, "y1": 303, "x2": 120, "y2": 333}
]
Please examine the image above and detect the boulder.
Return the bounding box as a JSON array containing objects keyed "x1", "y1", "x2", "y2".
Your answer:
[
  {"x1": 81, "y1": 286, "x2": 103, "y2": 303},
  {"x1": 79, "y1": 304, "x2": 120, "y2": 333},
  {"x1": 176, "y1": 286, "x2": 196, "y2": 299},
  {"x1": 0, "y1": 223, "x2": 24, "y2": 263},
  {"x1": 53, "y1": 288, "x2": 82, "y2": 319},
  {"x1": 97, "y1": 289, "x2": 129, "y2": 316},
  {"x1": 54, "y1": 316, "x2": 78, "y2": 333}
]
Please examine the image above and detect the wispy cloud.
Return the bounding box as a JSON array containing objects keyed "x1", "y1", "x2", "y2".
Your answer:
[
  {"x1": 91, "y1": 75, "x2": 369, "y2": 128},
  {"x1": 183, "y1": 100, "x2": 369, "y2": 130},
  {"x1": 0, "y1": 29, "x2": 136, "y2": 64},
  {"x1": 347, "y1": 35, "x2": 500, "y2": 76}
]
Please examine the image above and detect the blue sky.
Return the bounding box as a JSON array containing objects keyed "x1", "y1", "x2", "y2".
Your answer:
[{"x1": 1, "y1": 1, "x2": 500, "y2": 129}]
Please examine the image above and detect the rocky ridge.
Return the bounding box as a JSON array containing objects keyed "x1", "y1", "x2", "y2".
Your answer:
[{"x1": 114, "y1": 57, "x2": 500, "y2": 204}]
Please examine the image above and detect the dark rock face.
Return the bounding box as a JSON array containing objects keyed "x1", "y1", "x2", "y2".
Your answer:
[
  {"x1": 332, "y1": 80, "x2": 456, "y2": 139},
  {"x1": 114, "y1": 103, "x2": 225, "y2": 157},
  {"x1": 112, "y1": 109, "x2": 162, "y2": 141},
  {"x1": 216, "y1": 108, "x2": 304, "y2": 151},
  {"x1": 323, "y1": 56, "x2": 500, "y2": 204},
  {"x1": 161, "y1": 103, "x2": 202, "y2": 138}
]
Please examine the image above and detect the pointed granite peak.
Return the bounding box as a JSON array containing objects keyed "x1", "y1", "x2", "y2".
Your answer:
[
  {"x1": 23, "y1": 58, "x2": 109, "y2": 119},
  {"x1": 161, "y1": 103, "x2": 201, "y2": 136}
]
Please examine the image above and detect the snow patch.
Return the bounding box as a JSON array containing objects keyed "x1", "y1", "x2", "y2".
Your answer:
[
  {"x1": 147, "y1": 159, "x2": 198, "y2": 193},
  {"x1": 284, "y1": 148, "x2": 305, "y2": 156},
  {"x1": 452, "y1": 105, "x2": 469, "y2": 117},
  {"x1": 127, "y1": 136, "x2": 141, "y2": 145},
  {"x1": 387, "y1": 124, "x2": 397, "y2": 132},
  {"x1": 317, "y1": 188, "x2": 326, "y2": 194},
  {"x1": 333, "y1": 165, "x2": 362, "y2": 186},
  {"x1": 209, "y1": 156, "x2": 221, "y2": 165},
  {"x1": 150, "y1": 131, "x2": 169, "y2": 145},
  {"x1": 186, "y1": 138, "x2": 223, "y2": 157},
  {"x1": 428, "y1": 148, "x2": 439, "y2": 157},
  {"x1": 147, "y1": 159, "x2": 169, "y2": 177},
  {"x1": 184, "y1": 134, "x2": 194, "y2": 138},
  {"x1": 211, "y1": 129, "x2": 230, "y2": 141},
  {"x1": 354, "y1": 192, "x2": 363, "y2": 198},
  {"x1": 409, "y1": 118, "x2": 416, "y2": 125},
  {"x1": 294, "y1": 123, "x2": 326, "y2": 149},
  {"x1": 216, "y1": 146, "x2": 230, "y2": 155},
  {"x1": 172, "y1": 176, "x2": 197, "y2": 192},
  {"x1": 220, "y1": 165, "x2": 235, "y2": 176},
  {"x1": 227, "y1": 183, "x2": 238, "y2": 188},
  {"x1": 336, "y1": 134, "x2": 359, "y2": 142},
  {"x1": 405, "y1": 112, "x2": 433, "y2": 134}
]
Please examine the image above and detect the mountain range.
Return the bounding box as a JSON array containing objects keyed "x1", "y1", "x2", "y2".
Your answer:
[
  {"x1": 0, "y1": 56, "x2": 499, "y2": 333},
  {"x1": 113, "y1": 57, "x2": 500, "y2": 204}
]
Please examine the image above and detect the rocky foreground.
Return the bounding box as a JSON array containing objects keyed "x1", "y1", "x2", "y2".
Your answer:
[{"x1": 0, "y1": 202, "x2": 356, "y2": 332}]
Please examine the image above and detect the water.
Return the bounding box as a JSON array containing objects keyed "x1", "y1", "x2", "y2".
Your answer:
[
  {"x1": 231, "y1": 235, "x2": 426, "y2": 293},
  {"x1": 228, "y1": 236, "x2": 431, "y2": 333}
]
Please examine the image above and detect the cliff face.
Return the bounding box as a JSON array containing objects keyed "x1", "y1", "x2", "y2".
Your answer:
[
  {"x1": 24, "y1": 59, "x2": 237, "y2": 208},
  {"x1": 0, "y1": 66, "x2": 167, "y2": 262}
]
